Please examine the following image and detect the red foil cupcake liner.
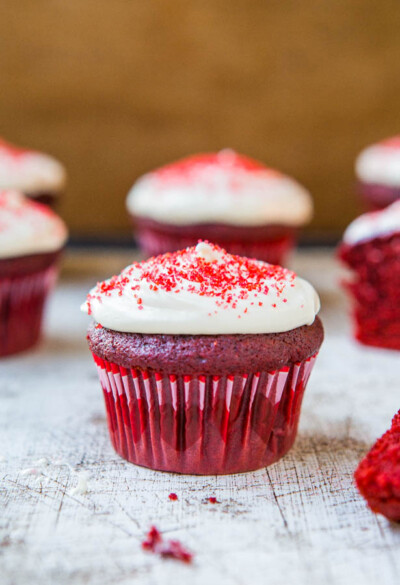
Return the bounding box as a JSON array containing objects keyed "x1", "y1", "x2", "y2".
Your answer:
[
  {"x1": 0, "y1": 266, "x2": 58, "y2": 357},
  {"x1": 136, "y1": 229, "x2": 294, "y2": 266},
  {"x1": 92, "y1": 352, "x2": 318, "y2": 474}
]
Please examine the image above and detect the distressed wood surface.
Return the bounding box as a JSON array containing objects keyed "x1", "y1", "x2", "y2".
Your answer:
[{"x1": 0, "y1": 249, "x2": 399, "y2": 585}]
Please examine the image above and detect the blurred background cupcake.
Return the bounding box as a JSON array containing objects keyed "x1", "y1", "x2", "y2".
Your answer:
[
  {"x1": 0, "y1": 190, "x2": 68, "y2": 356},
  {"x1": 356, "y1": 136, "x2": 400, "y2": 210},
  {"x1": 338, "y1": 200, "x2": 400, "y2": 350},
  {"x1": 0, "y1": 137, "x2": 66, "y2": 207},
  {"x1": 126, "y1": 149, "x2": 313, "y2": 264}
]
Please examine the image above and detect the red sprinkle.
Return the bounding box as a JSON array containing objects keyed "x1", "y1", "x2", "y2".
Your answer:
[
  {"x1": 152, "y1": 151, "x2": 273, "y2": 186},
  {"x1": 208, "y1": 497, "x2": 220, "y2": 504},
  {"x1": 142, "y1": 526, "x2": 193, "y2": 563},
  {"x1": 85, "y1": 242, "x2": 296, "y2": 316},
  {"x1": 168, "y1": 493, "x2": 178, "y2": 501}
]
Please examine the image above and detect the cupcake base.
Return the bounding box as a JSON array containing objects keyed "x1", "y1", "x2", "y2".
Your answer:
[
  {"x1": 0, "y1": 251, "x2": 61, "y2": 357},
  {"x1": 91, "y1": 352, "x2": 317, "y2": 475},
  {"x1": 25, "y1": 191, "x2": 61, "y2": 209},
  {"x1": 132, "y1": 217, "x2": 296, "y2": 265},
  {"x1": 358, "y1": 181, "x2": 400, "y2": 210}
]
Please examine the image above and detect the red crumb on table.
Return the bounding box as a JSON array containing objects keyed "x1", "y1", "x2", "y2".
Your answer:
[
  {"x1": 168, "y1": 493, "x2": 178, "y2": 501},
  {"x1": 355, "y1": 409, "x2": 400, "y2": 522},
  {"x1": 208, "y1": 497, "x2": 220, "y2": 504},
  {"x1": 142, "y1": 526, "x2": 193, "y2": 564}
]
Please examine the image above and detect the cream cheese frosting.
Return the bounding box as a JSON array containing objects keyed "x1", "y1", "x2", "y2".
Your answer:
[
  {"x1": 82, "y1": 241, "x2": 320, "y2": 335},
  {"x1": 343, "y1": 200, "x2": 400, "y2": 245},
  {"x1": 356, "y1": 136, "x2": 400, "y2": 187},
  {"x1": 0, "y1": 190, "x2": 68, "y2": 259},
  {"x1": 126, "y1": 150, "x2": 313, "y2": 227},
  {"x1": 0, "y1": 138, "x2": 66, "y2": 195}
]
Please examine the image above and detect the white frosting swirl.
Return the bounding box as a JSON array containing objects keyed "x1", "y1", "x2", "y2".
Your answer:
[
  {"x1": 343, "y1": 200, "x2": 400, "y2": 245},
  {"x1": 0, "y1": 190, "x2": 68, "y2": 259},
  {"x1": 126, "y1": 150, "x2": 313, "y2": 227},
  {"x1": 356, "y1": 137, "x2": 400, "y2": 187},
  {"x1": 82, "y1": 242, "x2": 320, "y2": 335},
  {"x1": 0, "y1": 138, "x2": 66, "y2": 194}
]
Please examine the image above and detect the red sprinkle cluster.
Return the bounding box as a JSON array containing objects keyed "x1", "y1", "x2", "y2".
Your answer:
[
  {"x1": 152, "y1": 151, "x2": 273, "y2": 185},
  {"x1": 0, "y1": 138, "x2": 29, "y2": 159},
  {"x1": 355, "y1": 409, "x2": 400, "y2": 522},
  {"x1": 382, "y1": 136, "x2": 400, "y2": 150},
  {"x1": 142, "y1": 526, "x2": 193, "y2": 563},
  {"x1": 86, "y1": 242, "x2": 296, "y2": 316},
  {"x1": 0, "y1": 190, "x2": 61, "y2": 233}
]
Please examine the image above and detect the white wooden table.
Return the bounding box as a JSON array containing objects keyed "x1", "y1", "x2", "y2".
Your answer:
[{"x1": 1, "y1": 249, "x2": 399, "y2": 585}]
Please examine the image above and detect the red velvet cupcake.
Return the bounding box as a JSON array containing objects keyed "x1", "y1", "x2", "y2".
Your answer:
[
  {"x1": 356, "y1": 136, "x2": 400, "y2": 210},
  {"x1": 338, "y1": 201, "x2": 400, "y2": 350},
  {"x1": 82, "y1": 242, "x2": 323, "y2": 474},
  {"x1": 0, "y1": 190, "x2": 68, "y2": 356},
  {"x1": 0, "y1": 137, "x2": 66, "y2": 207},
  {"x1": 126, "y1": 150, "x2": 313, "y2": 265}
]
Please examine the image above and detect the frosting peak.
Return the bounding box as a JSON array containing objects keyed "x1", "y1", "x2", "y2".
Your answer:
[
  {"x1": 126, "y1": 150, "x2": 313, "y2": 227},
  {"x1": 0, "y1": 190, "x2": 68, "y2": 258},
  {"x1": 82, "y1": 242, "x2": 320, "y2": 335}
]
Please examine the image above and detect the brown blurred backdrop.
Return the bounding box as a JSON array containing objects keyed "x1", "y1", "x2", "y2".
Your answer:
[{"x1": 1, "y1": 1, "x2": 400, "y2": 242}]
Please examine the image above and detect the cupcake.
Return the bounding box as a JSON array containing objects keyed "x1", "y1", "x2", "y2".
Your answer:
[
  {"x1": 356, "y1": 136, "x2": 400, "y2": 209},
  {"x1": 126, "y1": 150, "x2": 313, "y2": 265},
  {"x1": 82, "y1": 241, "x2": 323, "y2": 474},
  {"x1": 0, "y1": 190, "x2": 68, "y2": 356},
  {"x1": 0, "y1": 137, "x2": 66, "y2": 206},
  {"x1": 338, "y1": 201, "x2": 400, "y2": 350}
]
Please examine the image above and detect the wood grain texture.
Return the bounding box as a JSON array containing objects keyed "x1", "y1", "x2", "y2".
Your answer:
[
  {"x1": 0, "y1": 249, "x2": 399, "y2": 585},
  {"x1": 0, "y1": 2, "x2": 400, "y2": 238}
]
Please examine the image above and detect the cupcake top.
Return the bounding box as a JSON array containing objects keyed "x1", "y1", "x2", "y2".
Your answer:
[
  {"x1": 0, "y1": 138, "x2": 66, "y2": 195},
  {"x1": 126, "y1": 150, "x2": 313, "y2": 227},
  {"x1": 0, "y1": 190, "x2": 68, "y2": 259},
  {"x1": 82, "y1": 241, "x2": 320, "y2": 335},
  {"x1": 343, "y1": 200, "x2": 400, "y2": 245},
  {"x1": 356, "y1": 136, "x2": 400, "y2": 187}
]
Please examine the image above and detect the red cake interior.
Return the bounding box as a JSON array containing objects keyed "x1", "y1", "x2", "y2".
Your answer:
[{"x1": 339, "y1": 233, "x2": 400, "y2": 350}]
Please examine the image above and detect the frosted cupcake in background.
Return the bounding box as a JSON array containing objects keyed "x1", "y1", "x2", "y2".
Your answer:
[
  {"x1": 356, "y1": 136, "x2": 400, "y2": 210},
  {"x1": 82, "y1": 241, "x2": 323, "y2": 475},
  {"x1": 0, "y1": 137, "x2": 66, "y2": 207},
  {"x1": 126, "y1": 150, "x2": 313, "y2": 265},
  {"x1": 338, "y1": 201, "x2": 400, "y2": 350},
  {"x1": 0, "y1": 190, "x2": 68, "y2": 356}
]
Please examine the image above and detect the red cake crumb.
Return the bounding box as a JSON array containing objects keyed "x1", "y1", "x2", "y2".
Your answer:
[
  {"x1": 142, "y1": 526, "x2": 193, "y2": 563},
  {"x1": 168, "y1": 493, "x2": 178, "y2": 501},
  {"x1": 355, "y1": 409, "x2": 400, "y2": 522},
  {"x1": 208, "y1": 497, "x2": 220, "y2": 504}
]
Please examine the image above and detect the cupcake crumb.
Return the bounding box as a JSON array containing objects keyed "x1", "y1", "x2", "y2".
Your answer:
[
  {"x1": 142, "y1": 526, "x2": 193, "y2": 563},
  {"x1": 69, "y1": 471, "x2": 89, "y2": 496}
]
